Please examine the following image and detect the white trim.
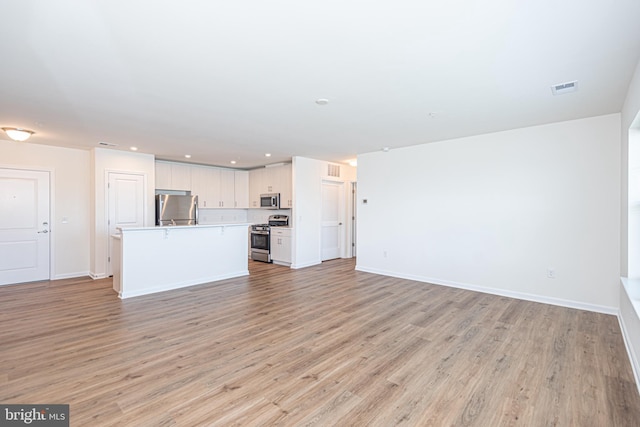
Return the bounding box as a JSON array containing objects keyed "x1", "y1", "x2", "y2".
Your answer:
[
  {"x1": 104, "y1": 169, "x2": 148, "y2": 277},
  {"x1": 52, "y1": 271, "x2": 90, "y2": 280},
  {"x1": 618, "y1": 310, "x2": 640, "y2": 395},
  {"x1": 0, "y1": 165, "x2": 55, "y2": 282},
  {"x1": 619, "y1": 277, "x2": 640, "y2": 395},
  {"x1": 291, "y1": 260, "x2": 321, "y2": 269},
  {"x1": 89, "y1": 272, "x2": 108, "y2": 280},
  {"x1": 355, "y1": 265, "x2": 618, "y2": 315}
]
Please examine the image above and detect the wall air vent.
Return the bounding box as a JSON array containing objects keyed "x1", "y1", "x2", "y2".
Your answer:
[
  {"x1": 551, "y1": 80, "x2": 578, "y2": 95},
  {"x1": 327, "y1": 163, "x2": 341, "y2": 178}
]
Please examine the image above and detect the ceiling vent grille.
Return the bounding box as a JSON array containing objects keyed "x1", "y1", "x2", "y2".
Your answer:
[
  {"x1": 327, "y1": 163, "x2": 340, "y2": 178},
  {"x1": 98, "y1": 141, "x2": 118, "y2": 147},
  {"x1": 551, "y1": 80, "x2": 578, "y2": 95}
]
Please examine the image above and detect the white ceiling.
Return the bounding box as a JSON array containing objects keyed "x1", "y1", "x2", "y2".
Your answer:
[{"x1": 1, "y1": 1, "x2": 639, "y2": 169}]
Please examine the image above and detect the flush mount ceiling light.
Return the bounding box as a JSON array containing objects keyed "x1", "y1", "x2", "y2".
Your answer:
[{"x1": 2, "y1": 127, "x2": 35, "y2": 142}]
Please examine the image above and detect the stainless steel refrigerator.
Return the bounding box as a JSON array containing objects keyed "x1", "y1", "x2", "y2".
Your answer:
[{"x1": 155, "y1": 194, "x2": 199, "y2": 226}]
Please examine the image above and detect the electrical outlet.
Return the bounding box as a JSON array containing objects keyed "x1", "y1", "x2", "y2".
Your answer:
[{"x1": 547, "y1": 269, "x2": 556, "y2": 279}]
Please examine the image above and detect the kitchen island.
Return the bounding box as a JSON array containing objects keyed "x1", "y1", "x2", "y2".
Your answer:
[{"x1": 111, "y1": 223, "x2": 249, "y2": 299}]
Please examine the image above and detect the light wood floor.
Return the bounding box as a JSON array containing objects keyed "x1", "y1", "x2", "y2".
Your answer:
[{"x1": 1, "y1": 259, "x2": 639, "y2": 426}]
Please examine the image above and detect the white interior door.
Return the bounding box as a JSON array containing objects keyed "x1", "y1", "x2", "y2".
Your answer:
[
  {"x1": 108, "y1": 172, "x2": 145, "y2": 276},
  {"x1": 321, "y1": 180, "x2": 344, "y2": 261},
  {"x1": 0, "y1": 168, "x2": 50, "y2": 285}
]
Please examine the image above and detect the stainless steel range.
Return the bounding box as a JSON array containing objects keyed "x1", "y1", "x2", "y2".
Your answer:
[{"x1": 250, "y1": 215, "x2": 289, "y2": 263}]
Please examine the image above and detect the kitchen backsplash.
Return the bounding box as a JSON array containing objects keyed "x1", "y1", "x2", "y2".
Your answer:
[
  {"x1": 198, "y1": 208, "x2": 291, "y2": 225},
  {"x1": 198, "y1": 209, "x2": 248, "y2": 224}
]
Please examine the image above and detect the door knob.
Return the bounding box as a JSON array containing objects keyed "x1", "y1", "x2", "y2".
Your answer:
[{"x1": 38, "y1": 229, "x2": 49, "y2": 234}]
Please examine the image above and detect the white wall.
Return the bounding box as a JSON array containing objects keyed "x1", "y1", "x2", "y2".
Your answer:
[
  {"x1": 291, "y1": 157, "x2": 357, "y2": 268},
  {"x1": 91, "y1": 148, "x2": 155, "y2": 278},
  {"x1": 1, "y1": 140, "x2": 91, "y2": 279},
  {"x1": 620, "y1": 58, "x2": 640, "y2": 391},
  {"x1": 292, "y1": 157, "x2": 323, "y2": 268},
  {"x1": 357, "y1": 114, "x2": 621, "y2": 312},
  {"x1": 623, "y1": 59, "x2": 640, "y2": 276}
]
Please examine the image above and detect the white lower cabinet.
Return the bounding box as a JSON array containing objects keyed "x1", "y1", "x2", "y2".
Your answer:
[{"x1": 270, "y1": 227, "x2": 292, "y2": 265}]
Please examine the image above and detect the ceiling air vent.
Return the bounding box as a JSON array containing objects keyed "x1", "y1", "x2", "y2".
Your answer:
[
  {"x1": 98, "y1": 141, "x2": 118, "y2": 147},
  {"x1": 551, "y1": 80, "x2": 578, "y2": 96},
  {"x1": 327, "y1": 163, "x2": 340, "y2": 178}
]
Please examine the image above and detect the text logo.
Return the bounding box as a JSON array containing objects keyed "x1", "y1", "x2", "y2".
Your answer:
[{"x1": 0, "y1": 405, "x2": 69, "y2": 426}]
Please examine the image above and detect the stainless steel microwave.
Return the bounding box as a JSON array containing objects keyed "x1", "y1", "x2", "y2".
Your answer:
[{"x1": 260, "y1": 193, "x2": 280, "y2": 209}]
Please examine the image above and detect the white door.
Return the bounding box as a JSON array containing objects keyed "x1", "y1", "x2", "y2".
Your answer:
[
  {"x1": 107, "y1": 172, "x2": 145, "y2": 276},
  {"x1": 321, "y1": 180, "x2": 344, "y2": 261},
  {"x1": 0, "y1": 168, "x2": 50, "y2": 285}
]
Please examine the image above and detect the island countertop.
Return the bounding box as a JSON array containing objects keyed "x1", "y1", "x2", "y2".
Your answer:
[{"x1": 111, "y1": 223, "x2": 250, "y2": 299}]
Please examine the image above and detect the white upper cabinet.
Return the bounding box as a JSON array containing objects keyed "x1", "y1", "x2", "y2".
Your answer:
[
  {"x1": 276, "y1": 164, "x2": 292, "y2": 208},
  {"x1": 155, "y1": 161, "x2": 192, "y2": 191},
  {"x1": 190, "y1": 165, "x2": 219, "y2": 208},
  {"x1": 218, "y1": 169, "x2": 235, "y2": 208},
  {"x1": 249, "y1": 168, "x2": 265, "y2": 208},
  {"x1": 157, "y1": 161, "x2": 248, "y2": 209},
  {"x1": 234, "y1": 171, "x2": 249, "y2": 208},
  {"x1": 248, "y1": 164, "x2": 293, "y2": 209},
  {"x1": 155, "y1": 161, "x2": 172, "y2": 189},
  {"x1": 171, "y1": 163, "x2": 192, "y2": 191}
]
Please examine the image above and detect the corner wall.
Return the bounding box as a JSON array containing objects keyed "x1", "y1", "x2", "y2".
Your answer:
[
  {"x1": 357, "y1": 114, "x2": 621, "y2": 312},
  {"x1": 91, "y1": 148, "x2": 155, "y2": 278},
  {"x1": 291, "y1": 157, "x2": 356, "y2": 268},
  {"x1": 620, "y1": 57, "x2": 640, "y2": 392},
  {"x1": 1, "y1": 140, "x2": 91, "y2": 279}
]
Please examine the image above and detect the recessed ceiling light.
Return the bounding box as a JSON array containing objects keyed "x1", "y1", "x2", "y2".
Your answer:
[
  {"x1": 185, "y1": 154, "x2": 191, "y2": 159},
  {"x1": 230, "y1": 160, "x2": 237, "y2": 165},
  {"x1": 382, "y1": 147, "x2": 390, "y2": 152},
  {"x1": 130, "y1": 146, "x2": 138, "y2": 151},
  {"x1": 265, "y1": 153, "x2": 272, "y2": 157},
  {"x1": 315, "y1": 98, "x2": 329, "y2": 105}
]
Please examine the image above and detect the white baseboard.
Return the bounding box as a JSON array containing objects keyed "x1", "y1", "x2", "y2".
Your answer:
[
  {"x1": 52, "y1": 271, "x2": 90, "y2": 280},
  {"x1": 89, "y1": 272, "x2": 108, "y2": 280},
  {"x1": 291, "y1": 260, "x2": 321, "y2": 269},
  {"x1": 355, "y1": 265, "x2": 618, "y2": 315}
]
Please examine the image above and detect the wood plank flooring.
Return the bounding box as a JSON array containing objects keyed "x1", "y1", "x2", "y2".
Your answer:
[{"x1": 1, "y1": 259, "x2": 639, "y2": 426}]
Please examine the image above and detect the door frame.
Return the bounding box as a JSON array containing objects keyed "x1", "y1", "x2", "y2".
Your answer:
[
  {"x1": 0, "y1": 165, "x2": 55, "y2": 282},
  {"x1": 320, "y1": 179, "x2": 346, "y2": 260},
  {"x1": 105, "y1": 169, "x2": 147, "y2": 277},
  {"x1": 350, "y1": 181, "x2": 357, "y2": 258}
]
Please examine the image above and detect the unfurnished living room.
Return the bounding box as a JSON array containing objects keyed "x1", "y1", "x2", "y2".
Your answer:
[{"x1": 2, "y1": 1, "x2": 640, "y2": 426}]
